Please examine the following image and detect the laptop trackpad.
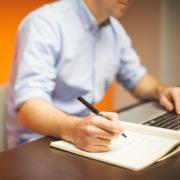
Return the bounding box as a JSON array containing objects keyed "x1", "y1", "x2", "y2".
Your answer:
[{"x1": 118, "y1": 101, "x2": 167, "y2": 124}]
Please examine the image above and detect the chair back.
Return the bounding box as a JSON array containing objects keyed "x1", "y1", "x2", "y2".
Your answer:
[{"x1": 0, "y1": 86, "x2": 7, "y2": 151}]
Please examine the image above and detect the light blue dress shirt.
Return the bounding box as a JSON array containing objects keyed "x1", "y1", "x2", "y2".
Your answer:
[{"x1": 7, "y1": 0, "x2": 147, "y2": 148}]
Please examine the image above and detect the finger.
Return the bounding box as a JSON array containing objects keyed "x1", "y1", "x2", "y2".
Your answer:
[
  {"x1": 83, "y1": 145, "x2": 110, "y2": 152},
  {"x1": 91, "y1": 137, "x2": 111, "y2": 146},
  {"x1": 101, "y1": 112, "x2": 119, "y2": 121},
  {"x1": 75, "y1": 136, "x2": 111, "y2": 152},
  {"x1": 171, "y1": 90, "x2": 180, "y2": 114},
  {"x1": 92, "y1": 116, "x2": 123, "y2": 133},
  {"x1": 86, "y1": 125, "x2": 119, "y2": 140},
  {"x1": 159, "y1": 96, "x2": 174, "y2": 112}
]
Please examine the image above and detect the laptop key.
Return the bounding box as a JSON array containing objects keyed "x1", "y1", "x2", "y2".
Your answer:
[{"x1": 143, "y1": 112, "x2": 180, "y2": 130}]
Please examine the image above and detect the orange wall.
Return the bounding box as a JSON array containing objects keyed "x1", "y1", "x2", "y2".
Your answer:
[
  {"x1": 0, "y1": 0, "x2": 114, "y2": 111},
  {"x1": 0, "y1": 0, "x2": 54, "y2": 84}
]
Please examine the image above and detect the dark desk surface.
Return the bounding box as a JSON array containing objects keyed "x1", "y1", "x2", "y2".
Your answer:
[{"x1": 0, "y1": 137, "x2": 179, "y2": 180}]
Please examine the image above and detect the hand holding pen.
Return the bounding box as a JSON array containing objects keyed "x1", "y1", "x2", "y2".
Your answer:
[
  {"x1": 72, "y1": 96, "x2": 126, "y2": 152},
  {"x1": 78, "y1": 96, "x2": 127, "y2": 138}
]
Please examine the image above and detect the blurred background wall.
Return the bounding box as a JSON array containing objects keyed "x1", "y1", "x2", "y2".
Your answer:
[
  {"x1": 0, "y1": 0, "x2": 54, "y2": 85},
  {"x1": 0, "y1": 0, "x2": 180, "y2": 111},
  {"x1": 115, "y1": 0, "x2": 162, "y2": 110},
  {"x1": 115, "y1": 0, "x2": 180, "y2": 110},
  {"x1": 160, "y1": 0, "x2": 180, "y2": 86}
]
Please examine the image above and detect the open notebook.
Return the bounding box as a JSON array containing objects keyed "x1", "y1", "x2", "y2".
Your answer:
[{"x1": 50, "y1": 121, "x2": 180, "y2": 171}]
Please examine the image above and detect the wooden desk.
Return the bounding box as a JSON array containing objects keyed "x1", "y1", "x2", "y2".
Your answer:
[{"x1": 0, "y1": 137, "x2": 179, "y2": 180}]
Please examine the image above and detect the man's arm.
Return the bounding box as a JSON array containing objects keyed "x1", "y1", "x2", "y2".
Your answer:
[
  {"x1": 18, "y1": 98, "x2": 123, "y2": 152},
  {"x1": 132, "y1": 74, "x2": 180, "y2": 114}
]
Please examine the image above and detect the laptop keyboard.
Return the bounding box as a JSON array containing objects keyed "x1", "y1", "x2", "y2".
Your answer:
[{"x1": 143, "y1": 111, "x2": 180, "y2": 130}]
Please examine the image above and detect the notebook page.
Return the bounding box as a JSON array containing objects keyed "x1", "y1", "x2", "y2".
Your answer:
[
  {"x1": 158, "y1": 145, "x2": 180, "y2": 161},
  {"x1": 121, "y1": 121, "x2": 180, "y2": 140},
  {"x1": 50, "y1": 131, "x2": 179, "y2": 171}
]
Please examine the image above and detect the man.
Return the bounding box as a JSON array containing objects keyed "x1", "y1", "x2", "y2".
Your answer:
[{"x1": 8, "y1": 0, "x2": 180, "y2": 152}]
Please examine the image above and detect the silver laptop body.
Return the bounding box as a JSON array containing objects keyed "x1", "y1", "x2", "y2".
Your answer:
[{"x1": 118, "y1": 101, "x2": 180, "y2": 131}]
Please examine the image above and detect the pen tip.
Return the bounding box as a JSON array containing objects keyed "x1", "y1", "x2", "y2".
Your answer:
[{"x1": 122, "y1": 133, "x2": 127, "y2": 138}]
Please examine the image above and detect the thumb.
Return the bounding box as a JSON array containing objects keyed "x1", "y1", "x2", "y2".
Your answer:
[
  {"x1": 159, "y1": 96, "x2": 174, "y2": 112},
  {"x1": 101, "y1": 112, "x2": 119, "y2": 122}
]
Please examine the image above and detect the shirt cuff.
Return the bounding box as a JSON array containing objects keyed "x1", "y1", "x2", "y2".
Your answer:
[
  {"x1": 125, "y1": 67, "x2": 147, "y2": 91},
  {"x1": 15, "y1": 89, "x2": 52, "y2": 110},
  {"x1": 126, "y1": 67, "x2": 147, "y2": 91}
]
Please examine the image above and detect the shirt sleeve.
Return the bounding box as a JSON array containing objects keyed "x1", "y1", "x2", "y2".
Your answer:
[
  {"x1": 13, "y1": 14, "x2": 61, "y2": 109},
  {"x1": 116, "y1": 29, "x2": 147, "y2": 91}
]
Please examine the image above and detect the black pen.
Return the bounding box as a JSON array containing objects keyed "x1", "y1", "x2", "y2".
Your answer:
[{"x1": 77, "y1": 96, "x2": 127, "y2": 138}]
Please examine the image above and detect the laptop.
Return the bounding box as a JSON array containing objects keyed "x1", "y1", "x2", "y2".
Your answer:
[{"x1": 118, "y1": 101, "x2": 180, "y2": 131}]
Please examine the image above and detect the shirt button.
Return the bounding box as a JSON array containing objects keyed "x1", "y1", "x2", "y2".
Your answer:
[{"x1": 84, "y1": 24, "x2": 90, "y2": 30}]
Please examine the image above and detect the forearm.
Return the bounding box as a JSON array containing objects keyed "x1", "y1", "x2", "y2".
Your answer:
[
  {"x1": 18, "y1": 98, "x2": 124, "y2": 152},
  {"x1": 18, "y1": 98, "x2": 81, "y2": 142},
  {"x1": 132, "y1": 74, "x2": 165, "y2": 100}
]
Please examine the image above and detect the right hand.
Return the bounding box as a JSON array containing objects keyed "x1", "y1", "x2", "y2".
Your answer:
[{"x1": 70, "y1": 112, "x2": 124, "y2": 152}]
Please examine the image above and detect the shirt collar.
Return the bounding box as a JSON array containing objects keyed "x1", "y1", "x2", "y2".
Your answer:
[{"x1": 74, "y1": 0, "x2": 111, "y2": 31}]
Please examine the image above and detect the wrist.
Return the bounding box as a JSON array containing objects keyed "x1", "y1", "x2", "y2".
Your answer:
[
  {"x1": 58, "y1": 115, "x2": 82, "y2": 143},
  {"x1": 156, "y1": 84, "x2": 166, "y2": 100}
]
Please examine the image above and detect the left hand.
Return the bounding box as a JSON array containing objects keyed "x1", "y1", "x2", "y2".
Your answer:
[{"x1": 158, "y1": 86, "x2": 180, "y2": 115}]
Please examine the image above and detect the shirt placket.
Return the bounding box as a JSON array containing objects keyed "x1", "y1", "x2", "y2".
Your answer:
[{"x1": 92, "y1": 28, "x2": 104, "y2": 104}]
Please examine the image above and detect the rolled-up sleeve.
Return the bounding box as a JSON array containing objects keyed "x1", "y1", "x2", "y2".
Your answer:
[
  {"x1": 116, "y1": 32, "x2": 147, "y2": 91},
  {"x1": 14, "y1": 14, "x2": 61, "y2": 109}
]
